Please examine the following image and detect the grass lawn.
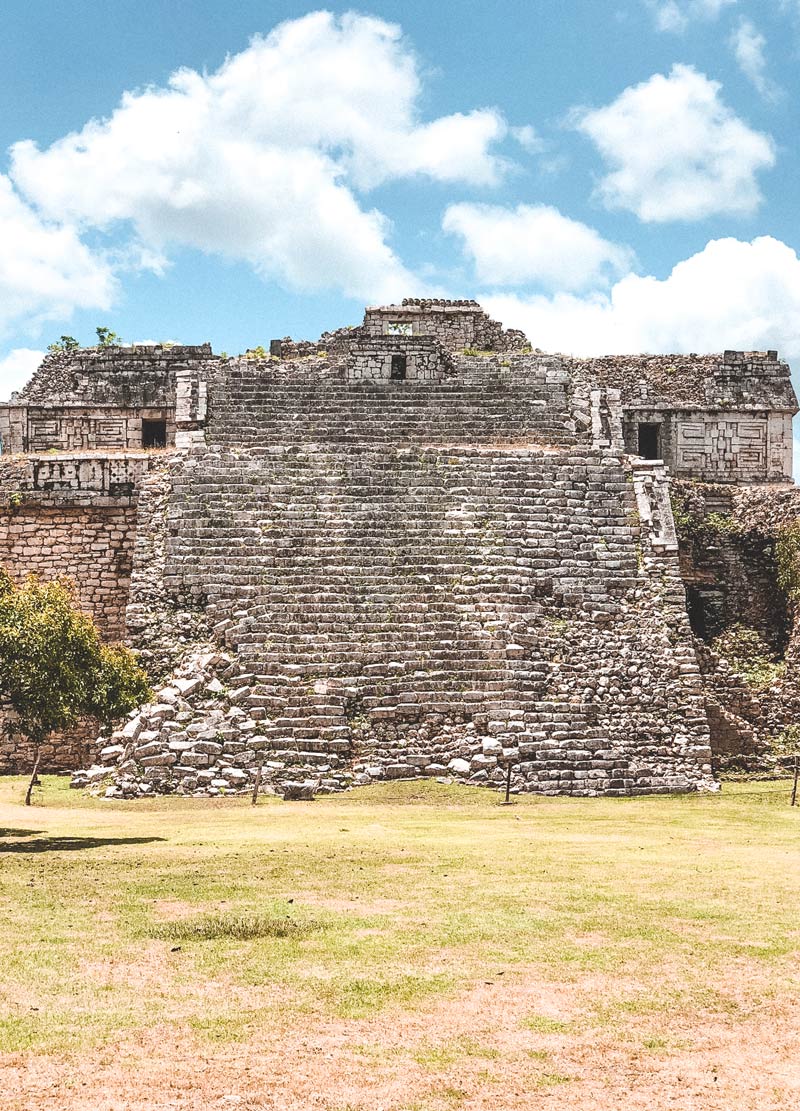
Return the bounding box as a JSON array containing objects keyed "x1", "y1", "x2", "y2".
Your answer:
[{"x1": 1, "y1": 776, "x2": 799, "y2": 1110}]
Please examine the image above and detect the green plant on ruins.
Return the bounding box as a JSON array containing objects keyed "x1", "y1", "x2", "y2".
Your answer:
[
  {"x1": 0, "y1": 570, "x2": 151, "y2": 804},
  {"x1": 669, "y1": 489, "x2": 741, "y2": 539},
  {"x1": 710, "y1": 624, "x2": 785, "y2": 690},
  {"x1": 96, "y1": 326, "x2": 123, "y2": 347},
  {"x1": 46, "y1": 335, "x2": 79, "y2": 354},
  {"x1": 669, "y1": 490, "x2": 692, "y2": 531},
  {"x1": 775, "y1": 520, "x2": 800, "y2": 602}
]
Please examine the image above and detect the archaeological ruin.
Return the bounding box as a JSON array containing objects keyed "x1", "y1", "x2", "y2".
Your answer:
[{"x1": 1, "y1": 298, "x2": 798, "y2": 797}]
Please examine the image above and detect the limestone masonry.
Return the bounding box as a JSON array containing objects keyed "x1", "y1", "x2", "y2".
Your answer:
[{"x1": 2, "y1": 299, "x2": 798, "y2": 797}]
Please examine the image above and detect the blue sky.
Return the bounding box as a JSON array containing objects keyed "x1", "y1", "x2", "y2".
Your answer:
[{"x1": 1, "y1": 0, "x2": 800, "y2": 396}]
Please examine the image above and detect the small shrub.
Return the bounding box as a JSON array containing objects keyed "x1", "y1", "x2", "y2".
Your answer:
[
  {"x1": 46, "y1": 335, "x2": 80, "y2": 354},
  {"x1": 703, "y1": 512, "x2": 742, "y2": 535}
]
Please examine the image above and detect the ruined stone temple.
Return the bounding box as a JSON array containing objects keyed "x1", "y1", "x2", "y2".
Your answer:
[{"x1": 1, "y1": 299, "x2": 798, "y2": 797}]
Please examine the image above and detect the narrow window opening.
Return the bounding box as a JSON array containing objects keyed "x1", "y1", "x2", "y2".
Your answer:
[
  {"x1": 390, "y1": 354, "x2": 407, "y2": 381},
  {"x1": 638, "y1": 422, "x2": 661, "y2": 460},
  {"x1": 142, "y1": 418, "x2": 167, "y2": 449}
]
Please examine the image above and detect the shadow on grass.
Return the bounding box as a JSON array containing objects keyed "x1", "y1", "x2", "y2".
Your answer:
[
  {"x1": 0, "y1": 828, "x2": 44, "y2": 838},
  {"x1": 0, "y1": 835, "x2": 166, "y2": 854}
]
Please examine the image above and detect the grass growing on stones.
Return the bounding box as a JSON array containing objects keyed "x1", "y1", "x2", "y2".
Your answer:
[{"x1": 1, "y1": 777, "x2": 799, "y2": 1110}]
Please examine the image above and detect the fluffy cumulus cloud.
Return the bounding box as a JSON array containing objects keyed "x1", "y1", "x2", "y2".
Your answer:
[
  {"x1": 0, "y1": 175, "x2": 114, "y2": 337},
  {"x1": 574, "y1": 65, "x2": 774, "y2": 222},
  {"x1": 0, "y1": 348, "x2": 44, "y2": 402},
  {"x1": 442, "y1": 203, "x2": 633, "y2": 291},
  {"x1": 644, "y1": 0, "x2": 736, "y2": 33},
  {"x1": 483, "y1": 237, "x2": 800, "y2": 358},
  {"x1": 9, "y1": 11, "x2": 513, "y2": 303},
  {"x1": 730, "y1": 18, "x2": 780, "y2": 101}
]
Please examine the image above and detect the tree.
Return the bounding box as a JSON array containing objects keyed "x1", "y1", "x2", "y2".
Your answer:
[
  {"x1": 96, "y1": 326, "x2": 122, "y2": 347},
  {"x1": 0, "y1": 571, "x2": 150, "y2": 804}
]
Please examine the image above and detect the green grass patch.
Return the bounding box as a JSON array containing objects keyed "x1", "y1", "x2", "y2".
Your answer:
[
  {"x1": 1, "y1": 776, "x2": 799, "y2": 1059},
  {"x1": 149, "y1": 911, "x2": 318, "y2": 942},
  {"x1": 521, "y1": 1014, "x2": 572, "y2": 1034}
]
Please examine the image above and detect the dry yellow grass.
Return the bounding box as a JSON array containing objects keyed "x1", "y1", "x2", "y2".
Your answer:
[{"x1": 1, "y1": 775, "x2": 798, "y2": 1109}]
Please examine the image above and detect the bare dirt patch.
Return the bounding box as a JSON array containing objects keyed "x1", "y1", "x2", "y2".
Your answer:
[{"x1": 4, "y1": 962, "x2": 799, "y2": 1111}]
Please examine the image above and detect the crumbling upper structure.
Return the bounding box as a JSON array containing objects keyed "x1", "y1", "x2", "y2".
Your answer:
[
  {"x1": 573, "y1": 351, "x2": 796, "y2": 483},
  {"x1": 0, "y1": 344, "x2": 212, "y2": 455},
  {"x1": 0, "y1": 299, "x2": 797, "y2": 793}
]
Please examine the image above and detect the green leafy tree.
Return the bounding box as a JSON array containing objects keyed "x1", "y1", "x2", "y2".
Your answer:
[
  {"x1": 96, "y1": 326, "x2": 122, "y2": 347},
  {"x1": 0, "y1": 571, "x2": 150, "y2": 804},
  {"x1": 46, "y1": 335, "x2": 80, "y2": 354}
]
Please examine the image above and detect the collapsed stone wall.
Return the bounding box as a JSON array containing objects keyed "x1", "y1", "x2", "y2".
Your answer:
[
  {"x1": 15, "y1": 344, "x2": 212, "y2": 405},
  {"x1": 672, "y1": 480, "x2": 800, "y2": 770}
]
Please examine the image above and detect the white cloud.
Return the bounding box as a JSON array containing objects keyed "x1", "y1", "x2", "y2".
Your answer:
[
  {"x1": 510, "y1": 125, "x2": 543, "y2": 153},
  {"x1": 574, "y1": 65, "x2": 775, "y2": 221},
  {"x1": 0, "y1": 175, "x2": 115, "y2": 338},
  {"x1": 9, "y1": 11, "x2": 514, "y2": 303},
  {"x1": 483, "y1": 236, "x2": 800, "y2": 357},
  {"x1": 730, "y1": 18, "x2": 780, "y2": 101},
  {"x1": 443, "y1": 203, "x2": 634, "y2": 291},
  {"x1": 644, "y1": 0, "x2": 736, "y2": 33},
  {"x1": 0, "y1": 348, "x2": 44, "y2": 402}
]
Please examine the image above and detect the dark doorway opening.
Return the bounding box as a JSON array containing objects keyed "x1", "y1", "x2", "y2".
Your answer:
[
  {"x1": 142, "y1": 419, "x2": 167, "y2": 449},
  {"x1": 390, "y1": 354, "x2": 407, "y2": 381},
  {"x1": 638, "y1": 423, "x2": 661, "y2": 460},
  {"x1": 686, "y1": 585, "x2": 708, "y2": 639}
]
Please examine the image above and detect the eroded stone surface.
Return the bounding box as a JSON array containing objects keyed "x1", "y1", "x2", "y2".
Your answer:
[{"x1": 0, "y1": 299, "x2": 796, "y2": 789}]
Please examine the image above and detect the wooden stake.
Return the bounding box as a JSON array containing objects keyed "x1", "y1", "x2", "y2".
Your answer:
[
  {"x1": 251, "y1": 759, "x2": 263, "y2": 806},
  {"x1": 791, "y1": 754, "x2": 798, "y2": 807}
]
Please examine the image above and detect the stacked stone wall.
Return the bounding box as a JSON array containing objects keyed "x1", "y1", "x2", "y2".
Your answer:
[
  {"x1": 206, "y1": 354, "x2": 578, "y2": 449},
  {"x1": 0, "y1": 713, "x2": 99, "y2": 775},
  {"x1": 0, "y1": 505, "x2": 136, "y2": 640},
  {"x1": 362, "y1": 300, "x2": 528, "y2": 352},
  {"x1": 99, "y1": 421, "x2": 714, "y2": 796},
  {"x1": 16, "y1": 344, "x2": 211, "y2": 406},
  {"x1": 20, "y1": 407, "x2": 176, "y2": 453},
  {"x1": 0, "y1": 452, "x2": 154, "y2": 774},
  {"x1": 346, "y1": 336, "x2": 452, "y2": 381}
]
